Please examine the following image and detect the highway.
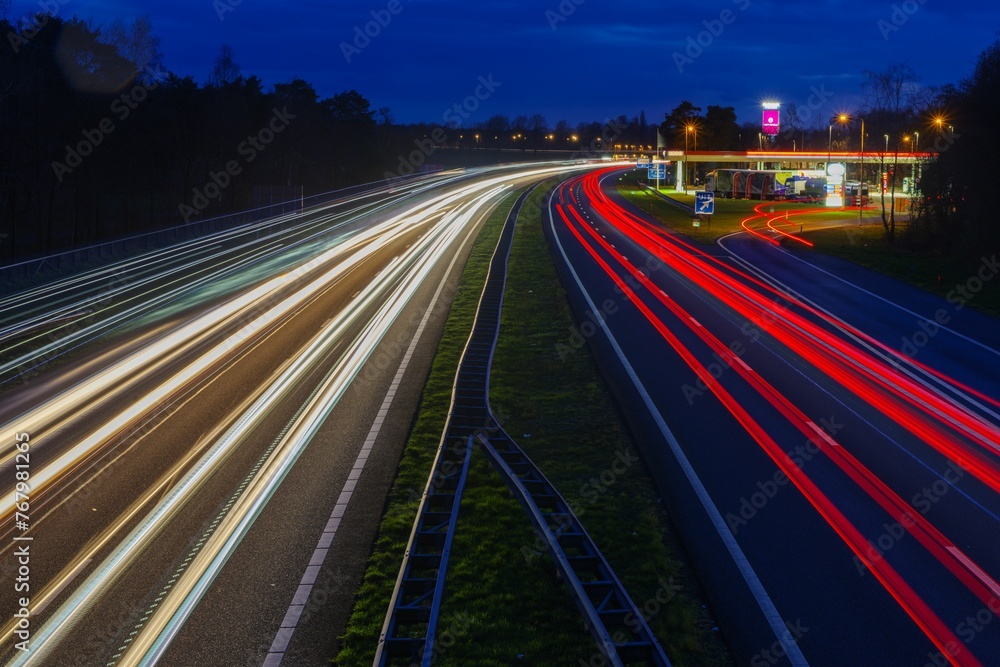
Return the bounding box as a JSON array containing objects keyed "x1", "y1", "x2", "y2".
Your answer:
[
  {"x1": 0, "y1": 163, "x2": 589, "y2": 666},
  {"x1": 546, "y1": 168, "x2": 1000, "y2": 666}
]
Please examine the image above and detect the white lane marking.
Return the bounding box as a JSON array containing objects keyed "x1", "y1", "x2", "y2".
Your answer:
[
  {"x1": 262, "y1": 199, "x2": 484, "y2": 667},
  {"x1": 732, "y1": 355, "x2": 752, "y2": 373},
  {"x1": 945, "y1": 546, "x2": 1000, "y2": 601},
  {"x1": 806, "y1": 421, "x2": 840, "y2": 448},
  {"x1": 717, "y1": 233, "x2": 1000, "y2": 360},
  {"x1": 716, "y1": 232, "x2": 1000, "y2": 430},
  {"x1": 549, "y1": 190, "x2": 810, "y2": 666}
]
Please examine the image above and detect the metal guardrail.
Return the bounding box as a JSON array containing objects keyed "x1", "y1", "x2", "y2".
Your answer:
[
  {"x1": 476, "y1": 430, "x2": 671, "y2": 666},
  {"x1": 0, "y1": 176, "x2": 427, "y2": 286},
  {"x1": 374, "y1": 185, "x2": 533, "y2": 666},
  {"x1": 638, "y1": 183, "x2": 697, "y2": 216},
  {"x1": 375, "y1": 183, "x2": 672, "y2": 666}
]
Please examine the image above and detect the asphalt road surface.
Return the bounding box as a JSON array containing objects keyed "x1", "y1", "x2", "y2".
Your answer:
[
  {"x1": 0, "y1": 163, "x2": 592, "y2": 666},
  {"x1": 546, "y1": 168, "x2": 1000, "y2": 666}
]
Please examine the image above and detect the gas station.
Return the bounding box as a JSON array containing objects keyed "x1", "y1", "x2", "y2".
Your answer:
[{"x1": 645, "y1": 101, "x2": 938, "y2": 208}]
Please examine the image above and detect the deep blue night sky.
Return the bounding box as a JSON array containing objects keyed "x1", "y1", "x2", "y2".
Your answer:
[{"x1": 9, "y1": 0, "x2": 1000, "y2": 127}]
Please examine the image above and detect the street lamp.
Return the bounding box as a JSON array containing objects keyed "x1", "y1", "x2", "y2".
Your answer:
[
  {"x1": 933, "y1": 116, "x2": 955, "y2": 141},
  {"x1": 830, "y1": 113, "x2": 849, "y2": 166},
  {"x1": 685, "y1": 125, "x2": 697, "y2": 190},
  {"x1": 859, "y1": 118, "x2": 866, "y2": 223}
]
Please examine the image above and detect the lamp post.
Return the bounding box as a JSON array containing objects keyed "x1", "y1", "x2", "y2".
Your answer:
[
  {"x1": 684, "y1": 126, "x2": 690, "y2": 191},
  {"x1": 859, "y1": 117, "x2": 865, "y2": 224},
  {"x1": 685, "y1": 124, "x2": 697, "y2": 190},
  {"x1": 883, "y1": 134, "x2": 890, "y2": 199},
  {"x1": 913, "y1": 131, "x2": 920, "y2": 190}
]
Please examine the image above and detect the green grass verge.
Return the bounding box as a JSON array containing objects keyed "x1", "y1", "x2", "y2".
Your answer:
[
  {"x1": 480, "y1": 183, "x2": 731, "y2": 666},
  {"x1": 334, "y1": 188, "x2": 524, "y2": 665},
  {"x1": 616, "y1": 172, "x2": 1000, "y2": 317},
  {"x1": 803, "y1": 224, "x2": 1000, "y2": 317},
  {"x1": 335, "y1": 181, "x2": 732, "y2": 665},
  {"x1": 614, "y1": 172, "x2": 852, "y2": 244}
]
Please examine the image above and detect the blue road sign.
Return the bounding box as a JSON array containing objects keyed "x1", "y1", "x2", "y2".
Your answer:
[
  {"x1": 695, "y1": 191, "x2": 715, "y2": 215},
  {"x1": 648, "y1": 163, "x2": 666, "y2": 179}
]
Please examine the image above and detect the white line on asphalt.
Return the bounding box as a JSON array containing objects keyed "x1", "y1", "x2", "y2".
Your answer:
[
  {"x1": 261, "y1": 202, "x2": 484, "y2": 667},
  {"x1": 945, "y1": 546, "x2": 1000, "y2": 600},
  {"x1": 716, "y1": 232, "x2": 1000, "y2": 426},
  {"x1": 549, "y1": 190, "x2": 810, "y2": 666},
  {"x1": 718, "y1": 233, "x2": 1000, "y2": 360}
]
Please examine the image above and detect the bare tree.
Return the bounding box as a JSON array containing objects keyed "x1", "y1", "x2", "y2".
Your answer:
[
  {"x1": 103, "y1": 14, "x2": 163, "y2": 78},
  {"x1": 208, "y1": 44, "x2": 241, "y2": 87},
  {"x1": 863, "y1": 64, "x2": 920, "y2": 243}
]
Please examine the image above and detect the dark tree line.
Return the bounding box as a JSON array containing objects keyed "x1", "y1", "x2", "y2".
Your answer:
[
  {"x1": 915, "y1": 40, "x2": 1000, "y2": 255},
  {"x1": 377, "y1": 111, "x2": 660, "y2": 182},
  {"x1": 0, "y1": 15, "x2": 381, "y2": 262}
]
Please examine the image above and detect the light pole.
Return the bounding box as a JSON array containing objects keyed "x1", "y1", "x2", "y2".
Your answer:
[
  {"x1": 913, "y1": 131, "x2": 920, "y2": 191},
  {"x1": 684, "y1": 126, "x2": 690, "y2": 191},
  {"x1": 685, "y1": 124, "x2": 698, "y2": 189},
  {"x1": 883, "y1": 134, "x2": 890, "y2": 198},
  {"x1": 859, "y1": 117, "x2": 865, "y2": 224}
]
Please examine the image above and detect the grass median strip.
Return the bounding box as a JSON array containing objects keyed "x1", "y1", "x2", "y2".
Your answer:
[
  {"x1": 616, "y1": 171, "x2": 865, "y2": 243},
  {"x1": 616, "y1": 173, "x2": 1000, "y2": 317},
  {"x1": 336, "y1": 180, "x2": 731, "y2": 665}
]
